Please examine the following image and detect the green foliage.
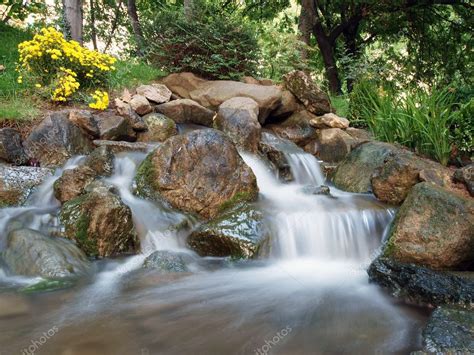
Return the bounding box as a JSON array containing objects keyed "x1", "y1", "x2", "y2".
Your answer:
[
  {"x1": 0, "y1": 95, "x2": 40, "y2": 120},
  {"x1": 1, "y1": 0, "x2": 45, "y2": 23},
  {"x1": 143, "y1": 5, "x2": 260, "y2": 80},
  {"x1": 349, "y1": 79, "x2": 472, "y2": 165},
  {"x1": 108, "y1": 60, "x2": 166, "y2": 90}
]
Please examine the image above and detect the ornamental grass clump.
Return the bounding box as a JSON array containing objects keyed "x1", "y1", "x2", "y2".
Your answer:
[{"x1": 17, "y1": 27, "x2": 116, "y2": 109}]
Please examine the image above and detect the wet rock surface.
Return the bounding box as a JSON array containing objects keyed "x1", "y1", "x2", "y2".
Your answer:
[
  {"x1": 2, "y1": 228, "x2": 91, "y2": 279},
  {"x1": 258, "y1": 132, "x2": 294, "y2": 182},
  {"x1": 422, "y1": 306, "x2": 474, "y2": 353},
  {"x1": 143, "y1": 250, "x2": 191, "y2": 273},
  {"x1": 135, "y1": 129, "x2": 258, "y2": 219},
  {"x1": 188, "y1": 203, "x2": 270, "y2": 259},
  {"x1": 60, "y1": 188, "x2": 139, "y2": 257},
  {"x1": 368, "y1": 257, "x2": 474, "y2": 307}
]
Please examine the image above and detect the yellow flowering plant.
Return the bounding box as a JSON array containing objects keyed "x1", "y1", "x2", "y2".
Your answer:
[{"x1": 17, "y1": 27, "x2": 116, "y2": 109}]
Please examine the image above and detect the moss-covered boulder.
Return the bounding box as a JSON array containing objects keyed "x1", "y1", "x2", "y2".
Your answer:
[
  {"x1": 135, "y1": 129, "x2": 258, "y2": 219},
  {"x1": 60, "y1": 187, "x2": 139, "y2": 257},
  {"x1": 383, "y1": 182, "x2": 474, "y2": 270},
  {"x1": 2, "y1": 229, "x2": 92, "y2": 279},
  {"x1": 187, "y1": 203, "x2": 271, "y2": 259},
  {"x1": 138, "y1": 113, "x2": 178, "y2": 142},
  {"x1": 422, "y1": 306, "x2": 474, "y2": 353},
  {"x1": 332, "y1": 141, "x2": 399, "y2": 193},
  {"x1": 0, "y1": 165, "x2": 52, "y2": 207}
]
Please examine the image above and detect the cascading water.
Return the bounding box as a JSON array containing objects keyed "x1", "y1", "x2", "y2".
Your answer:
[{"x1": 0, "y1": 133, "x2": 426, "y2": 355}]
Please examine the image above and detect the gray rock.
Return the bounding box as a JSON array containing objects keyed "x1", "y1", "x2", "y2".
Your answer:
[
  {"x1": 143, "y1": 250, "x2": 191, "y2": 273},
  {"x1": 258, "y1": 132, "x2": 294, "y2": 183},
  {"x1": 422, "y1": 306, "x2": 474, "y2": 353},
  {"x1": 454, "y1": 163, "x2": 474, "y2": 197},
  {"x1": 0, "y1": 128, "x2": 28, "y2": 165},
  {"x1": 138, "y1": 113, "x2": 178, "y2": 142},
  {"x1": 2, "y1": 229, "x2": 91, "y2": 279},
  {"x1": 24, "y1": 112, "x2": 94, "y2": 167},
  {"x1": 0, "y1": 165, "x2": 52, "y2": 206},
  {"x1": 305, "y1": 128, "x2": 357, "y2": 163},
  {"x1": 93, "y1": 140, "x2": 154, "y2": 154},
  {"x1": 95, "y1": 111, "x2": 136, "y2": 141},
  {"x1": 69, "y1": 109, "x2": 100, "y2": 138},
  {"x1": 367, "y1": 257, "x2": 474, "y2": 307}
]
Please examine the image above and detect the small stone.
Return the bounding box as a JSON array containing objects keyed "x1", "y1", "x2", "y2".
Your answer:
[
  {"x1": 310, "y1": 113, "x2": 350, "y2": 129},
  {"x1": 136, "y1": 84, "x2": 172, "y2": 104},
  {"x1": 130, "y1": 94, "x2": 152, "y2": 116}
]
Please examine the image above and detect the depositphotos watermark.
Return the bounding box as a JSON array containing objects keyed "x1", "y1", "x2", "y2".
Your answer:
[
  {"x1": 254, "y1": 326, "x2": 293, "y2": 355},
  {"x1": 21, "y1": 326, "x2": 59, "y2": 355}
]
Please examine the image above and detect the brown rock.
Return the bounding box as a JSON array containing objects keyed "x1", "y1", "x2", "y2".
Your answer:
[
  {"x1": 189, "y1": 81, "x2": 282, "y2": 123},
  {"x1": 54, "y1": 165, "x2": 96, "y2": 203},
  {"x1": 114, "y1": 99, "x2": 147, "y2": 131},
  {"x1": 305, "y1": 128, "x2": 357, "y2": 163},
  {"x1": 68, "y1": 110, "x2": 100, "y2": 138},
  {"x1": 453, "y1": 164, "x2": 474, "y2": 197},
  {"x1": 269, "y1": 90, "x2": 301, "y2": 121},
  {"x1": 283, "y1": 70, "x2": 332, "y2": 115},
  {"x1": 0, "y1": 128, "x2": 28, "y2": 165},
  {"x1": 136, "y1": 84, "x2": 172, "y2": 104},
  {"x1": 346, "y1": 127, "x2": 373, "y2": 142},
  {"x1": 215, "y1": 97, "x2": 261, "y2": 152},
  {"x1": 371, "y1": 150, "x2": 454, "y2": 205},
  {"x1": 310, "y1": 113, "x2": 350, "y2": 129},
  {"x1": 383, "y1": 182, "x2": 474, "y2": 270},
  {"x1": 129, "y1": 94, "x2": 152, "y2": 116},
  {"x1": 93, "y1": 140, "x2": 154, "y2": 154},
  {"x1": 267, "y1": 110, "x2": 316, "y2": 147},
  {"x1": 258, "y1": 132, "x2": 294, "y2": 182},
  {"x1": 135, "y1": 129, "x2": 258, "y2": 219},
  {"x1": 155, "y1": 99, "x2": 215, "y2": 127},
  {"x1": 160, "y1": 72, "x2": 208, "y2": 99},
  {"x1": 95, "y1": 111, "x2": 135, "y2": 141}
]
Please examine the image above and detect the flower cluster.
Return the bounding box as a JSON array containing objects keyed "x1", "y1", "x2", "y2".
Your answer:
[
  {"x1": 17, "y1": 27, "x2": 115, "y2": 109},
  {"x1": 89, "y1": 90, "x2": 109, "y2": 110}
]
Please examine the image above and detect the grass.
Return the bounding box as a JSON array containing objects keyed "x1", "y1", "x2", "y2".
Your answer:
[
  {"x1": 108, "y1": 60, "x2": 167, "y2": 91},
  {"x1": 330, "y1": 95, "x2": 349, "y2": 117}
]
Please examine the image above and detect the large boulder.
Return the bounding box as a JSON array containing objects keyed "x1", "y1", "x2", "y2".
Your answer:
[
  {"x1": 160, "y1": 72, "x2": 208, "y2": 99},
  {"x1": 383, "y1": 182, "x2": 474, "y2": 270},
  {"x1": 24, "y1": 112, "x2": 94, "y2": 167},
  {"x1": 283, "y1": 70, "x2": 331, "y2": 115},
  {"x1": 0, "y1": 128, "x2": 28, "y2": 165},
  {"x1": 60, "y1": 187, "x2": 139, "y2": 257},
  {"x1": 258, "y1": 132, "x2": 294, "y2": 182},
  {"x1": 422, "y1": 306, "x2": 474, "y2": 353},
  {"x1": 269, "y1": 90, "x2": 301, "y2": 121},
  {"x1": 332, "y1": 142, "x2": 399, "y2": 193},
  {"x1": 215, "y1": 97, "x2": 261, "y2": 152},
  {"x1": 2, "y1": 229, "x2": 91, "y2": 279},
  {"x1": 155, "y1": 99, "x2": 215, "y2": 127},
  {"x1": 371, "y1": 149, "x2": 455, "y2": 205},
  {"x1": 189, "y1": 81, "x2": 282, "y2": 123},
  {"x1": 268, "y1": 111, "x2": 316, "y2": 147},
  {"x1": 368, "y1": 257, "x2": 474, "y2": 307},
  {"x1": 136, "y1": 84, "x2": 172, "y2": 104},
  {"x1": 0, "y1": 165, "x2": 52, "y2": 207},
  {"x1": 187, "y1": 203, "x2": 270, "y2": 259},
  {"x1": 305, "y1": 128, "x2": 358, "y2": 163},
  {"x1": 138, "y1": 113, "x2": 178, "y2": 142},
  {"x1": 135, "y1": 129, "x2": 258, "y2": 219}
]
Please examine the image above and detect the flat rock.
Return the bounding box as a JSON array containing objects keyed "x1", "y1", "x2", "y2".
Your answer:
[
  {"x1": 160, "y1": 72, "x2": 208, "y2": 99},
  {"x1": 310, "y1": 113, "x2": 350, "y2": 129},
  {"x1": 136, "y1": 84, "x2": 172, "y2": 104},
  {"x1": 155, "y1": 99, "x2": 215, "y2": 127}
]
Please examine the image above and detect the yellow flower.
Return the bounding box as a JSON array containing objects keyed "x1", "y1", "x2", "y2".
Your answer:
[{"x1": 35, "y1": 83, "x2": 42, "y2": 88}]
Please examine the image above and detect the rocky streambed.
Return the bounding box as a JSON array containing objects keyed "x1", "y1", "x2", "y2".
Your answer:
[{"x1": 0, "y1": 71, "x2": 472, "y2": 354}]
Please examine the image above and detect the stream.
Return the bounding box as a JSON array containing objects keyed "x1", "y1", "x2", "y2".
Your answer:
[{"x1": 0, "y1": 133, "x2": 428, "y2": 354}]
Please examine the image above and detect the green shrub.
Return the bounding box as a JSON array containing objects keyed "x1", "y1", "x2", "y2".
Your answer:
[
  {"x1": 349, "y1": 79, "x2": 472, "y2": 165},
  {"x1": 143, "y1": 7, "x2": 259, "y2": 80}
]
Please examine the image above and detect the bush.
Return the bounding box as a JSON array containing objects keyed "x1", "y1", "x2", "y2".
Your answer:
[
  {"x1": 349, "y1": 79, "x2": 472, "y2": 165},
  {"x1": 17, "y1": 27, "x2": 115, "y2": 109},
  {"x1": 143, "y1": 7, "x2": 259, "y2": 80}
]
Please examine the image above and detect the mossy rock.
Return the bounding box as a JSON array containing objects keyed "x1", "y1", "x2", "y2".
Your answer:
[{"x1": 187, "y1": 202, "x2": 271, "y2": 259}]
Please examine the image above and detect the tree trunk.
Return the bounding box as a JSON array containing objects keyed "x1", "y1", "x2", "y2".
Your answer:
[
  {"x1": 126, "y1": 0, "x2": 145, "y2": 56},
  {"x1": 313, "y1": 25, "x2": 342, "y2": 95},
  {"x1": 184, "y1": 0, "x2": 194, "y2": 21},
  {"x1": 62, "y1": 0, "x2": 83, "y2": 44},
  {"x1": 342, "y1": 18, "x2": 360, "y2": 92},
  {"x1": 298, "y1": 0, "x2": 314, "y2": 61},
  {"x1": 90, "y1": 0, "x2": 98, "y2": 50}
]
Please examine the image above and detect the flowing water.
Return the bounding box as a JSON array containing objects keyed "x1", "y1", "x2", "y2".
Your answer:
[{"x1": 0, "y1": 134, "x2": 427, "y2": 355}]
